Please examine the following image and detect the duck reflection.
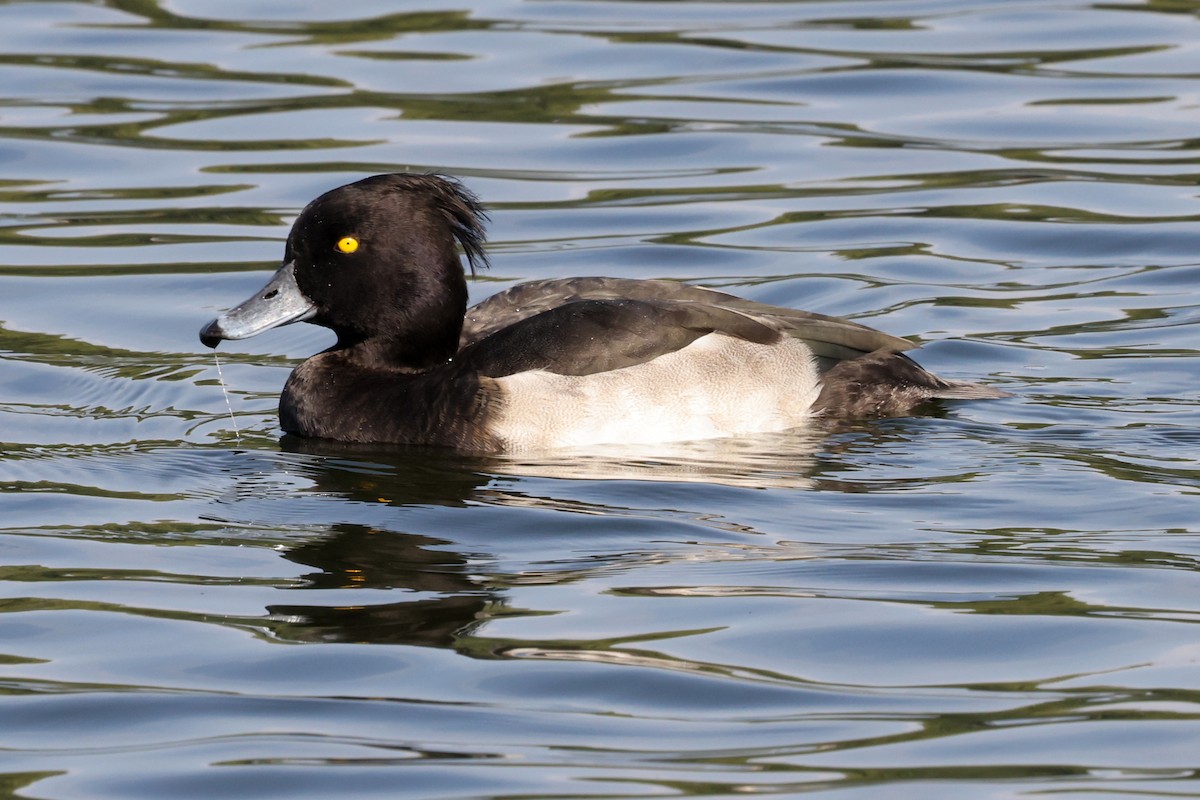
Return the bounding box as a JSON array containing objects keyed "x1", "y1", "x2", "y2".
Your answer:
[
  {"x1": 257, "y1": 427, "x2": 838, "y2": 647},
  {"x1": 281, "y1": 424, "x2": 827, "y2": 491},
  {"x1": 267, "y1": 523, "x2": 496, "y2": 647}
]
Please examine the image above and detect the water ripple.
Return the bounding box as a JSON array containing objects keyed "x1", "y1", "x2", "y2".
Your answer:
[{"x1": 1, "y1": 0, "x2": 1198, "y2": 797}]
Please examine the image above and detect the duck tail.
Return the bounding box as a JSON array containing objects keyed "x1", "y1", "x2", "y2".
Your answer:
[
  {"x1": 813, "y1": 350, "x2": 1010, "y2": 418},
  {"x1": 925, "y1": 379, "x2": 1011, "y2": 401}
]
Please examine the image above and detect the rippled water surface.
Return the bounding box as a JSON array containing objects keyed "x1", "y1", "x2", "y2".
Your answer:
[{"x1": 2, "y1": 0, "x2": 1199, "y2": 797}]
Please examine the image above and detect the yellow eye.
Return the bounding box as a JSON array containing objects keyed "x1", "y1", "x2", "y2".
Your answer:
[{"x1": 336, "y1": 236, "x2": 359, "y2": 254}]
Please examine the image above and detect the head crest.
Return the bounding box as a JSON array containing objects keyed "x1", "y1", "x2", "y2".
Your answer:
[{"x1": 428, "y1": 174, "x2": 490, "y2": 277}]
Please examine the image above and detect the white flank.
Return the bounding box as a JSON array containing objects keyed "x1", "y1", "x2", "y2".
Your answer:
[{"x1": 490, "y1": 334, "x2": 821, "y2": 451}]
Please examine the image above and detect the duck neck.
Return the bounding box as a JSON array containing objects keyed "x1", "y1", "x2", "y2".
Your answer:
[
  {"x1": 336, "y1": 332, "x2": 457, "y2": 373},
  {"x1": 334, "y1": 264, "x2": 467, "y2": 371}
]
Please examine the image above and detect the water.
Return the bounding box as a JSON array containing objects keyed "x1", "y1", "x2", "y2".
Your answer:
[{"x1": 1, "y1": 0, "x2": 1199, "y2": 797}]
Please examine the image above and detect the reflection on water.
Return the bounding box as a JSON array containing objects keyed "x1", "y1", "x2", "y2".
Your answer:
[
  {"x1": 1, "y1": 0, "x2": 1199, "y2": 797},
  {"x1": 283, "y1": 426, "x2": 826, "y2": 489},
  {"x1": 270, "y1": 525, "x2": 496, "y2": 647}
]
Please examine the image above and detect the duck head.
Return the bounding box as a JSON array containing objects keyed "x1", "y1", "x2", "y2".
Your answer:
[{"x1": 200, "y1": 173, "x2": 489, "y2": 368}]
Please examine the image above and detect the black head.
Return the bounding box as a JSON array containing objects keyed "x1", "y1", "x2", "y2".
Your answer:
[
  {"x1": 286, "y1": 173, "x2": 489, "y2": 365},
  {"x1": 199, "y1": 173, "x2": 489, "y2": 365}
]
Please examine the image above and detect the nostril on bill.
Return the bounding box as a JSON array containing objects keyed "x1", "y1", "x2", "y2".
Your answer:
[{"x1": 263, "y1": 289, "x2": 279, "y2": 300}]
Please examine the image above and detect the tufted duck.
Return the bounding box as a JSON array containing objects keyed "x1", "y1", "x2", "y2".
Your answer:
[{"x1": 200, "y1": 174, "x2": 1007, "y2": 451}]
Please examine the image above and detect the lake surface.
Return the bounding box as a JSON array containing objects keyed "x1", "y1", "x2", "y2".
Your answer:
[{"x1": 1, "y1": 0, "x2": 1199, "y2": 797}]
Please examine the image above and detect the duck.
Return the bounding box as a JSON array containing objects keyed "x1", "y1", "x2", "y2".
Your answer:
[{"x1": 200, "y1": 173, "x2": 1007, "y2": 452}]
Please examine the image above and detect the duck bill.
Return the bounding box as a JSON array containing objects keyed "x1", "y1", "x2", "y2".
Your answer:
[{"x1": 200, "y1": 261, "x2": 317, "y2": 348}]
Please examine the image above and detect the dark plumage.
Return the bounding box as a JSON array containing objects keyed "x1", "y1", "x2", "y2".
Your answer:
[{"x1": 200, "y1": 173, "x2": 1007, "y2": 451}]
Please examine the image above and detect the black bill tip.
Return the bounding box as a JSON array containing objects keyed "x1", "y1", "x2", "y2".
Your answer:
[{"x1": 199, "y1": 318, "x2": 224, "y2": 349}]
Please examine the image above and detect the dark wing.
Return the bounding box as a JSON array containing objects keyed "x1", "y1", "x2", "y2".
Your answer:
[
  {"x1": 455, "y1": 297, "x2": 784, "y2": 378},
  {"x1": 460, "y1": 277, "x2": 914, "y2": 366},
  {"x1": 460, "y1": 277, "x2": 740, "y2": 347}
]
